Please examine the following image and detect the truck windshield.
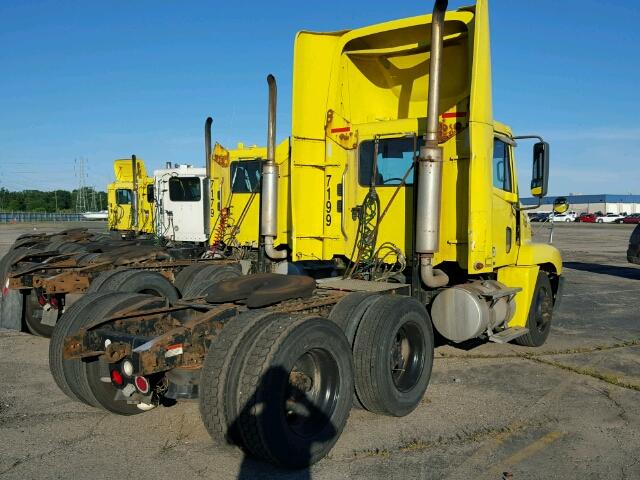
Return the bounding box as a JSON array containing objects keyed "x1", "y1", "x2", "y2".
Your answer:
[
  {"x1": 231, "y1": 160, "x2": 262, "y2": 193},
  {"x1": 169, "y1": 177, "x2": 201, "y2": 202},
  {"x1": 358, "y1": 137, "x2": 422, "y2": 186}
]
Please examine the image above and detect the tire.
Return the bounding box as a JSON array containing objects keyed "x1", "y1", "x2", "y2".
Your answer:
[
  {"x1": 184, "y1": 266, "x2": 242, "y2": 297},
  {"x1": 23, "y1": 290, "x2": 53, "y2": 337},
  {"x1": 565, "y1": 218, "x2": 571, "y2": 223},
  {"x1": 597, "y1": 219, "x2": 603, "y2": 223},
  {"x1": 0, "y1": 247, "x2": 29, "y2": 283},
  {"x1": 328, "y1": 292, "x2": 379, "y2": 346},
  {"x1": 199, "y1": 310, "x2": 283, "y2": 446},
  {"x1": 46, "y1": 239, "x2": 72, "y2": 252},
  {"x1": 88, "y1": 269, "x2": 178, "y2": 303},
  {"x1": 59, "y1": 242, "x2": 87, "y2": 254},
  {"x1": 234, "y1": 315, "x2": 354, "y2": 468},
  {"x1": 49, "y1": 292, "x2": 121, "y2": 402},
  {"x1": 109, "y1": 270, "x2": 179, "y2": 303},
  {"x1": 352, "y1": 295, "x2": 433, "y2": 417},
  {"x1": 173, "y1": 263, "x2": 212, "y2": 295},
  {"x1": 87, "y1": 268, "x2": 128, "y2": 293},
  {"x1": 515, "y1": 272, "x2": 553, "y2": 347},
  {"x1": 65, "y1": 293, "x2": 157, "y2": 414}
]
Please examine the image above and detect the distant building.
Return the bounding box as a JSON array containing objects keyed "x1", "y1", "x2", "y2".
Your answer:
[{"x1": 520, "y1": 194, "x2": 640, "y2": 215}]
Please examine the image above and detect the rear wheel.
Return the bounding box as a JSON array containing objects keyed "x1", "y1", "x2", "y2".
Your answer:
[
  {"x1": 65, "y1": 293, "x2": 162, "y2": 414},
  {"x1": 515, "y1": 272, "x2": 553, "y2": 347},
  {"x1": 173, "y1": 263, "x2": 212, "y2": 295},
  {"x1": 89, "y1": 269, "x2": 178, "y2": 302},
  {"x1": 328, "y1": 292, "x2": 378, "y2": 346},
  {"x1": 199, "y1": 310, "x2": 282, "y2": 445},
  {"x1": 352, "y1": 295, "x2": 433, "y2": 417},
  {"x1": 24, "y1": 290, "x2": 53, "y2": 337},
  {"x1": 49, "y1": 292, "x2": 122, "y2": 402},
  {"x1": 234, "y1": 315, "x2": 354, "y2": 467},
  {"x1": 182, "y1": 264, "x2": 242, "y2": 297}
]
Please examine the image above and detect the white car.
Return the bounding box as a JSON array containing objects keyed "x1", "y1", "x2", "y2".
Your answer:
[
  {"x1": 596, "y1": 213, "x2": 625, "y2": 223},
  {"x1": 550, "y1": 211, "x2": 577, "y2": 222}
]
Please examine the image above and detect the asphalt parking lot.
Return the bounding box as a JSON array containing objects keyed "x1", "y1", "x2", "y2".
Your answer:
[{"x1": 1, "y1": 222, "x2": 639, "y2": 479}]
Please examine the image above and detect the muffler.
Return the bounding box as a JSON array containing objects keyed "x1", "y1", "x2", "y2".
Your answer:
[
  {"x1": 416, "y1": 0, "x2": 449, "y2": 288},
  {"x1": 261, "y1": 74, "x2": 286, "y2": 260}
]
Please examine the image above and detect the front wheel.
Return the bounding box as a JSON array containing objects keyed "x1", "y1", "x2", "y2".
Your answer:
[
  {"x1": 597, "y1": 219, "x2": 604, "y2": 223},
  {"x1": 515, "y1": 272, "x2": 554, "y2": 347}
]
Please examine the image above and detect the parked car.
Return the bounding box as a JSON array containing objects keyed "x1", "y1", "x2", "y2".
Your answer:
[
  {"x1": 627, "y1": 224, "x2": 640, "y2": 264},
  {"x1": 576, "y1": 213, "x2": 597, "y2": 223},
  {"x1": 550, "y1": 211, "x2": 577, "y2": 222},
  {"x1": 596, "y1": 213, "x2": 625, "y2": 223},
  {"x1": 530, "y1": 212, "x2": 551, "y2": 222},
  {"x1": 622, "y1": 214, "x2": 640, "y2": 224}
]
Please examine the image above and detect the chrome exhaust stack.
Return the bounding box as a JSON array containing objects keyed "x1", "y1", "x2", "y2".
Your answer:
[
  {"x1": 203, "y1": 117, "x2": 213, "y2": 242},
  {"x1": 131, "y1": 154, "x2": 139, "y2": 232},
  {"x1": 416, "y1": 0, "x2": 449, "y2": 288},
  {"x1": 261, "y1": 74, "x2": 286, "y2": 260}
]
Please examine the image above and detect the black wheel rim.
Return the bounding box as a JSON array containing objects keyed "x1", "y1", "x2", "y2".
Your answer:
[
  {"x1": 389, "y1": 320, "x2": 425, "y2": 392},
  {"x1": 285, "y1": 348, "x2": 340, "y2": 438},
  {"x1": 534, "y1": 286, "x2": 553, "y2": 333}
]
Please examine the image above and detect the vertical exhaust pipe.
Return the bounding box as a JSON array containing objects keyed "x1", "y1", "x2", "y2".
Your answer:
[
  {"x1": 204, "y1": 117, "x2": 213, "y2": 242},
  {"x1": 131, "y1": 154, "x2": 139, "y2": 232},
  {"x1": 261, "y1": 74, "x2": 287, "y2": 260},
  {"x1": 416, "y1": 0, "x2": 449, "y2": 288},
  {"x1": 205, "y1": 117, "x2": 213, "y2": 178}
]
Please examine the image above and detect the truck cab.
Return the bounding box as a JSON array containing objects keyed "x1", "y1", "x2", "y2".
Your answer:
[{"x1": 107, "y1": 157, "x2": 154, "y2": 234}]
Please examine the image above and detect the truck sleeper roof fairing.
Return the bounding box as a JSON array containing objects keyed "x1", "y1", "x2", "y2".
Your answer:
[{"x1": 288, "y1": 2, "x2": 493, "y2": 273}]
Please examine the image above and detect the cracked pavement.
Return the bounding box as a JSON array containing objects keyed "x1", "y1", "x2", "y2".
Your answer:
[{"x1": 0, "y1": 222, "x2": 639, "y2": 479}]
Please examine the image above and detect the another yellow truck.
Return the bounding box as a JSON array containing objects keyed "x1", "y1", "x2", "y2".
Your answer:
[
  {"x1": 54, "y1": 0, "x2": 563, "y2": 469},
  {"x1": 107, "y1": 157, "x2": 155, "y2": 234}
]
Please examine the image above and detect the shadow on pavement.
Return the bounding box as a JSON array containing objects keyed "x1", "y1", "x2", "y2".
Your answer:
[
  {"x1": 564, "y1": 261, "x2": 640, "y2": 280},
  {"x1": 232, "y1": 365, "x2": 337, "y2": 480}
]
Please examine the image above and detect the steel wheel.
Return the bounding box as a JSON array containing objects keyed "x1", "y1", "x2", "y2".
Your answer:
[
  {"x1": 389, "y1": 321, "x2": 426, "y2": 393},
  {"x1": 286, "y1": 348, "x2": 340, "y2": 438}
]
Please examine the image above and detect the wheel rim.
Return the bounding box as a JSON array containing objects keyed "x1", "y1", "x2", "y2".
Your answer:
[
  {"x1": 285, "y1": 348, "x2": 340, "y2": 438},
  {"x1": 533, "y1": 286, "x2": 553, "y2": 333},
  {"x1": 389, "y1": 320, "x2": 425, "y2": 392}
]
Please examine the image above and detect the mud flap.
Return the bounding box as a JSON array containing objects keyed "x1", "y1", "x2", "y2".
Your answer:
[{"x1": 0, "y1": 289, "x2": 24, "y2": 331}]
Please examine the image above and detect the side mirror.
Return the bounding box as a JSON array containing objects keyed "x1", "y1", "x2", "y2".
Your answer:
[
  {"x1": 553, "y1": 196, "x2": 569, "y2": 214},
  {"x1": 531, "y1": 141, "x2": 549, "y2": 198}
]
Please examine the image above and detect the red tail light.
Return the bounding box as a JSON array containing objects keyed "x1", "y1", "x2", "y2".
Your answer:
[
  {"x1": 134, "y1": 376, "x2": 150, "y2": 394},
  {"x1": 110, "y1": 369, "x2": 123, "y2": 386}
]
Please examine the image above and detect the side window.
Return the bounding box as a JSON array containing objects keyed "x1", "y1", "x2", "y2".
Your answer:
[
  {"x1": 146, "y1": 185, "x2": 155, "y2": 203},
  {"x1": 116, "y1": 189, "x2": 132, "y2": 205},
  {"x1": 231, "y1": 159, "x2": 262, "y2": 193},
  {"x1": 169, "y1": 177, "x2": 201, "y2": 202},
  {"x1": 358, "y1": 137, "x2": 423, "y2": 186},
  {"x1": 492, "y1": 138, "x2": 513, "y2": 192}
]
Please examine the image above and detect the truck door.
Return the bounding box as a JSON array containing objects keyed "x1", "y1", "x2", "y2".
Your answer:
[
  {"x1": 491, "y1": 135, "x2": 518, "y2": 267},
  {"x1": 164, "y1": 176, "x2": 206, "y2": 242},
  {"x1": 347, "y1": 135, "x2": 419, "y2": 266},
  {"x1": 114, "y1": 188, "x2": 133, "y2": 230}
]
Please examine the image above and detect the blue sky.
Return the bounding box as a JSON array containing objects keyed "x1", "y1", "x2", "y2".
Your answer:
[{"x1": 1, "y1": 0, "x2": 638, "y2": 195}]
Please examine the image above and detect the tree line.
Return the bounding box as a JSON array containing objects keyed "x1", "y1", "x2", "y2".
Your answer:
[{"x1": 0, "y1": 187, "x2": 107, "y2": 213}]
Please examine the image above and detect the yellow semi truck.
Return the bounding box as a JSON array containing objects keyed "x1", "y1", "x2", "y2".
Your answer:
[
  {"x1": 107, "y1": 157, "x2": 155, "y2": 234},
  {"x1": 54, "y1": 0, "x2": 563, "y2": 469}
]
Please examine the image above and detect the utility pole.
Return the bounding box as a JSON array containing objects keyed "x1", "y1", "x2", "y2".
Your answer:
[{"x1": 74, "y1": 157, "x2": 88, "y2": 212}]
